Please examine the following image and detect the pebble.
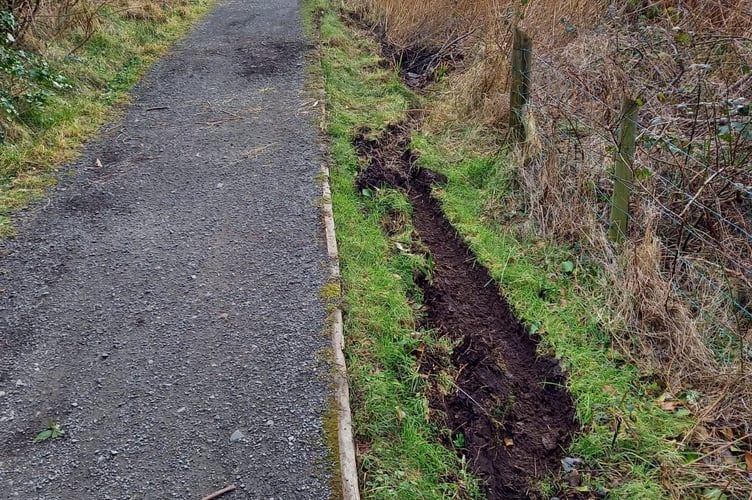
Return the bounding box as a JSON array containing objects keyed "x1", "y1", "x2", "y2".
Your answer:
[{"x1": 230, "y1": 430, "x2": 245, "y2": 443}]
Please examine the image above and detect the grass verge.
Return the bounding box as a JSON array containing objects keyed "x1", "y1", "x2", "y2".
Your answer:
[
  {"x1": 307, "y1": 0, "x2": 709, "y2": 498},
  {"x1": 0, "y1": 0, "x2": 214, "y2": 236},
  {"x1": 304, "y1": 0, "x2": 482, "y2": 497}
]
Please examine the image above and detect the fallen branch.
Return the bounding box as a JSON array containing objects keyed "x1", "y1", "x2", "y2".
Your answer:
[
  {"x1": 200, "y1": 484, "x2": 237, "y2": 500},
  {"x1": 685, "y1": 434, "x2": 752, "y2": 467}
]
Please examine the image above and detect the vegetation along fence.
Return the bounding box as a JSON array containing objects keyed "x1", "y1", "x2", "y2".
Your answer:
[{"x1": 508, "y1": 26, "x2": 751, "y2": 412}]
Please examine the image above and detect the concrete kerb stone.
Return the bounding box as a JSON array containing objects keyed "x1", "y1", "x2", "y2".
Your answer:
[{"x1": 321, "y1": 164, "x2": 361, "y2": 500}]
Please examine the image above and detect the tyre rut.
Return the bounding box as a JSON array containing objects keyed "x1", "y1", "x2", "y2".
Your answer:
[{"x1": 354, "y1": 117, "x2": 577, "y2": 498}]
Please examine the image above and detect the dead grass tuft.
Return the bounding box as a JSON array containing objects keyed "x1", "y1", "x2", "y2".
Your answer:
[{"x1": 620, "y1": 210, "x2": 716, "y2": 389}]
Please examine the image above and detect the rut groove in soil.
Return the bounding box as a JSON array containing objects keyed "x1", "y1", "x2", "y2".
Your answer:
[
  {"x1": 355, "y1": 118, "x2": 577, "y2": 498},
  {"x1": 0, "y1": 1, "x2": 332, "y2": 498}
]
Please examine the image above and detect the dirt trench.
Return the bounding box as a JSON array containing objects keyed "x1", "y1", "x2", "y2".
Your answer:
[{"x1": 354, "y1": 119, "x2": 577, "y2": 498}]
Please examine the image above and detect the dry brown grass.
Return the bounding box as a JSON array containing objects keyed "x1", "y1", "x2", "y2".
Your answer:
[
  {"x1": 8, "y1": 0, "x2": 188, "y2": 42},
  {"x1": 347, "y1": 0, "x2": 752, "y2": 495},
  {"x1": 349, "y1": 0, "x2": 492, "y2": 50}
]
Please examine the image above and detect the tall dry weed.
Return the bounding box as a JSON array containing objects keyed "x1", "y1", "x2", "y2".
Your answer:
[{"x1": 9, "y1": 0, "x2": 184, "y2": 44}]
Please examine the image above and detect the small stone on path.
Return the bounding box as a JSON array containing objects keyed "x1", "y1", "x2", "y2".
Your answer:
[{"x1": 230, "y1": 430, "x2": 245, "y2": 443}]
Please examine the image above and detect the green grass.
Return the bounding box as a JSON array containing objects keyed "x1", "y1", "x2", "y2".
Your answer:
[
  {"x1": 0, "y1": 0, "x2": 215, "y2": 235},
  {"x1": 304, "y1": 0, "x2": 482, "y2": 497},
  {"x1": 305, "y1": 0, "x2": 704, "y2": 497}
]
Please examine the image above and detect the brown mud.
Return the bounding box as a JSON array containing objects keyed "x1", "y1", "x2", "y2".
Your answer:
[{"x1": 354, "y1": 119, "x2": 578, "y2": 498}]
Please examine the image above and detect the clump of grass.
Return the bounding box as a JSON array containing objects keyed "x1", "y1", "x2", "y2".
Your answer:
[{"x1": 304, "y1": 0, "x2": 482, "y2": 496}]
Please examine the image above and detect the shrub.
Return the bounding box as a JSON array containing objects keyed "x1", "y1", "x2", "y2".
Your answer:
[{"x1": 0, "y1": 9, "x2": 69, "y2": 141}]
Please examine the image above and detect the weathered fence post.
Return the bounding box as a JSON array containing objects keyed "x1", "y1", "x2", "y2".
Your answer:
[
  {"x1": 608, "y1": 98, "x2": 640, "y2": 243},
  {"x1": 509, "y1": 27, "x2": 532, "y2": 144}
]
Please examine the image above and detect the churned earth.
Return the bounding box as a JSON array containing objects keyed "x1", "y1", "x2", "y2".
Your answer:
[
  {"x1": 355, "y1": 118, "x2": 577, "y2": 499},
  {"x1": 0, "y1": 0, "x2": 333, "y2": 498}
]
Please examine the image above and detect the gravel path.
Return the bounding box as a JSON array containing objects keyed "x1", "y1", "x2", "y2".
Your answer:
[{"x1": 0, "y1": 1, "x2": 333, "y2": 498}]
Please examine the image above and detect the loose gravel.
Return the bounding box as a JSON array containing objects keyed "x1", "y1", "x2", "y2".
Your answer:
[{"x1": 0, "y1": 0, "x2": 333, "y2": 498}]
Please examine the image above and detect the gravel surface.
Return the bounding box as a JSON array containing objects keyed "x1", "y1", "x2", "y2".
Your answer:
[{"x1": 0, "y1": 0, "x2": 333, "y2": 498}]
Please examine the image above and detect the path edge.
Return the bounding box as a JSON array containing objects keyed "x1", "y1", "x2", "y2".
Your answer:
[{"x1": 321, "y1": 164, "x2": 361, "y2": 500}]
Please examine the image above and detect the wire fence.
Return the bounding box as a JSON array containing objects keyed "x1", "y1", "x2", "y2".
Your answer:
[{"x1": 509, "y1": 32, "x2": 752, "y2": 366}]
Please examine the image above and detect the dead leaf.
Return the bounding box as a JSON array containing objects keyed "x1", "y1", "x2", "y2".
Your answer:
[
  {"x1": 563, "y1": 470, "x2": 580, "y2": 487},
  {"x1": 745, "y1": 451, "x2": 752, "y2": 471},
  {"x1": 395, "y1": 406, "x2": 406, "y2": 423},
  {"x1": 661, "y1": 400, "x2": 680, "y2": 412},
  {"x1": 602, "y1": 385, "x2": 615, "y2": 394},
  {"x1": 693, "y1": 425, "x2": 711, "y2": 442},
  {"x1": 721, "y1": 449, "x2": 736, "y2": 466},
  {"x1": 503, "y1": 437, "x2": 514, "y2": 447},
  {"x1": 411, "y1": 343, "x2": 426, "y2": 362},
  {"x1": 357, "y1": 442, "x2": 371, "y2": 455}
]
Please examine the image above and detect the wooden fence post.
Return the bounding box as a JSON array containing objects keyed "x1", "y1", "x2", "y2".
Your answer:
[
  {"x1": 608, "y1": 98, "x2": 640, "y2": 244},
  {"x1": 509, "y1": 27, "x2": 532, "y2": 143}
]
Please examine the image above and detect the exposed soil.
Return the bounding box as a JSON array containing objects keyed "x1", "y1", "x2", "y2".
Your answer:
[{"x1": 355, "y1": 120, "x2": 578, "y2": 498}]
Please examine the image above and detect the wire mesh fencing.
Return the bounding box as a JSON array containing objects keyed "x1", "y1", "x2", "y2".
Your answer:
[{"x1": 508, "y1": 31, "x2": 751, "y2": 384}]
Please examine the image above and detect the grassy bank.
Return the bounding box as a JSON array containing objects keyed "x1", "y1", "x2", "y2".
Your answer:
[
  {"x1": 303, "y1": 0, "x2": 734, "y2": 497},
  {"x1": 341, "y1": 1, "x2": 752, "y2": 496},
  {"x1": 412, "y1": 128, "x2": 698, "y2": 497},
  {"x1": 0, "y1": 0, "x2": 214, "y2": 235}
]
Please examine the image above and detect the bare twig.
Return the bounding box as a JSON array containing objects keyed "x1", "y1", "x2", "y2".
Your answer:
[
  {"x1": 200, "y1": 484, "x2": 237, "y2": 500},
  {"x1": 219, "y1": 109, "x2": 241, "y2": 119},
  {"x1": 685, "y1": 434, "x2": 752, "y2": 466}
]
